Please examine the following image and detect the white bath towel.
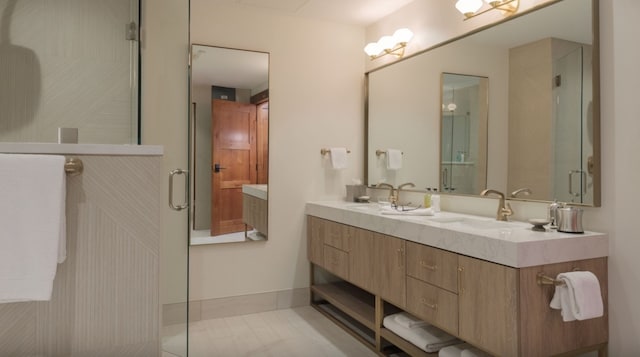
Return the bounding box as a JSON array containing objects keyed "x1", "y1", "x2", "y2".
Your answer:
[
  {"x1": 0, "y1": 154, "x2": 67, "y2": 303},
  {"x1": 383, "y1": 313, "x2": 461, "y2": 353},
  {"x1": 329, "y1": 148, "x2": 348, "y2": 169},
  {"x1": 395, "y1": 312, "x2": 428, "y2": 329},
  {"x1": 380, "y1": 206, "x2": 435, "y2": 216},
  {"x1": 549, "y1": 271, "x2": 603, "y2": 322},
  {"x1": 386, "y1": 149, "x2": 403, "y2": 170}
]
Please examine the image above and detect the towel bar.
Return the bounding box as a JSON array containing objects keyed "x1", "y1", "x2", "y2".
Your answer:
[
  {"x1": 64, "y1": 157, "x2": 83, "y2": 176},
  {"x1": 536, "y1": 272, "x2": 567, "y2": 286},
  {"x1": 376, "y1": 149, "x2": 404, "y2": 156},
  {"x1": 320, "y1": 148, "x2": 351, "y2": 156}
]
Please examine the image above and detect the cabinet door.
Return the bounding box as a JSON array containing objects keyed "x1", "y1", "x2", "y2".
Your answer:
[
  {"x1": 307, "y1": 216, "x2": 325, "y2": 265},
  {"x1": 348, "y1": 228, "x2": 376, "y2": 293},
  {"x1": 458, "y1": 255, "x2": 519, "y2": 357},
  {"x1": 376, "y1": 233, "x2": 406, "y2": 308}
]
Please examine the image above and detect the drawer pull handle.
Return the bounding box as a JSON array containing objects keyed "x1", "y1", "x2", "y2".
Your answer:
[
  {"x1": 421, "y1": 298, "x2": 438, "y2": 310},
  {"x1": 420, "y1": 261, "x2": 438, "y2": 271}
]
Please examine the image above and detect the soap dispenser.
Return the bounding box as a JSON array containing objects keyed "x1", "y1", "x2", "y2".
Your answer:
[{"x1": 548, "y1": 200, "x2": 564, "y2": 229}]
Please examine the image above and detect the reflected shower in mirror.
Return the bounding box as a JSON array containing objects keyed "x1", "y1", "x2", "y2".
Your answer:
[
  {"x1": 440, "y1": 73, "x2": 488, "y2": 195},
  {"x1": 190, "y1": 45, "x2": 269, "y2": 245}
]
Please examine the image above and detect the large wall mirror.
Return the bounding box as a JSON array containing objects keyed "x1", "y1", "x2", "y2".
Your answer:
[
  {"x1": 189, "y1": 45, "x2": 269, "y2": 245},
  {"x1": 366, "y1": 0, "x2": 600, "y2": 206}
]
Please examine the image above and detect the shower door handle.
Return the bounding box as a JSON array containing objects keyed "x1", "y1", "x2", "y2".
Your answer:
[{"x1": 169, "y1": 169, "x2": 189, "y2": 211}]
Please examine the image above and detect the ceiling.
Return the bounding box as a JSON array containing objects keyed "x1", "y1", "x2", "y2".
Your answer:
[{"x1": 220, "y1": 0, "x2": 416, "y2": 26}]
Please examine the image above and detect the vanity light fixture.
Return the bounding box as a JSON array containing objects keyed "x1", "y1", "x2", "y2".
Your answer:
[
  {"x1": 364, "y1": 28, "x2": 413, "y2": 60},
  {"x1": 455, "y1": 0, "x2": 519, "y2": 20}
]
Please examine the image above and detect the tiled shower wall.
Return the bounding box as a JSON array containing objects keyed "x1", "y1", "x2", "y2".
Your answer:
[
  {"x1": 0, "y1": 0, "x2": 138, "y2": 144},
  {"x1": 0, "y1": 155, "x2": 161, "y2": 356}
]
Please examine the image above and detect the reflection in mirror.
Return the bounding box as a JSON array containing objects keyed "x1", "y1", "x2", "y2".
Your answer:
[
  {"x1": 190, "y1": 45, "x2": 269, "y2": 245},
  {"x1": 366, "y1": 0, "x2": 599, "y2": 206},
  {"x1": 440, "y1": 73, "x2": 488, "y2": 195},
  {"x1": 507, "y1": 36, "x2": 594, "y2": 204}
]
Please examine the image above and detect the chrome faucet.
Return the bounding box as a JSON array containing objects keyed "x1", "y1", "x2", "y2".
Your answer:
[
  {"x1": 376, "y1": 183, "x2": 396, "y2": 205},
  {"x1": 510, "y1": 187, "x2": 532, "y2": 198},
  {"x1": 396, "y1": 182, "x2": 415, "y2": 206},
  {"x1": 480, "y1": 189, "x2": 513, "y2": 221}
]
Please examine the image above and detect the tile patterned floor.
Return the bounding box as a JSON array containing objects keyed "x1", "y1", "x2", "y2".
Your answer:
[{"x1": 163, "y1": 306, "x2": 377, "y2": 357}]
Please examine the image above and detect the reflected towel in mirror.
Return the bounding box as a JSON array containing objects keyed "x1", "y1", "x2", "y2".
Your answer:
[{"x1": 386, "y1": 149, "x2": 402, "y2": 170}]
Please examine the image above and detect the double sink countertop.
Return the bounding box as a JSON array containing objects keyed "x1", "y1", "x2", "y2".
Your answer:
[{"x1": 305, "y1": 201, "x2": 608, "y2": 268}]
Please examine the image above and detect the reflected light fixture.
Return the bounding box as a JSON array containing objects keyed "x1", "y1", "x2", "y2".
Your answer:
[
  {"x1": 364, "y1": 28, "x2": 413, "y2": 60},
  {"x1": 455, "y1": 0, "x2": 519, "y2": 20}
]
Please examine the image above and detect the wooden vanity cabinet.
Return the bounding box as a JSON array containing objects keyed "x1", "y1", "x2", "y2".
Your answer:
[
  {"x1": 457, "y1": 255, "x2": 519, "y2": 356},
  {"x1": 308, "y1": 216, "x2": 608, "y2": 357}
]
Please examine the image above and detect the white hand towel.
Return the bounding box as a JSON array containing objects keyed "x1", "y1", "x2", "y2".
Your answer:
[
  {"x1": 395, "y1": 312, "x2": 428, "y2": 329},
  {"x1": 329, "y1": 148, "x2": 348, "y2": 169},
  {"x1": 383, "y1": 313, "x2": 460, "y2": 353},
  {"x1": 549, "y1": 271, "x2": 603, "y2": 322},
  {"x1": 386, "y1": 149, "x2": 403, "y2": 170},
  {"x1": 380, "y1": 206, "x2": 435, "y2": 216},
  {"x1": 0, "y1": 154, "x2": 67, "y2": 303}
]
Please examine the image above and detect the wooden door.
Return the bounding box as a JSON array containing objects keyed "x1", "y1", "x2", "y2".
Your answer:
[
  {"x1": 211, "y1": 99, "x2": 257, "y2": 236},
  {"x1": 256, "y1": 101, "x2": 269, "y2": 184},
  {"x1": 458, "y1": 255, "x2": 519, "y2": 357}
]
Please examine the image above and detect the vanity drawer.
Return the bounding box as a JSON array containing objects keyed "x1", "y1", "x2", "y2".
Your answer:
[
  {"x1": 323, "y1": 245, "x2": 349, "y2": 280},
  {"x1": 324, "y1": 220, "x2": 353, "y2": 251},
  {"x1": 406, "y1": 241, "x2": 458, "y2": 293},
  {"x1": 406, "y1": 276, "x2": 458, "y2": 335}
]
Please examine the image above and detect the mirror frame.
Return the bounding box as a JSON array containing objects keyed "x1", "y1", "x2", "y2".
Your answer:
[
  {"x1": 188, "y1": 44, "x2": 270, "y2": 245},
  {"x1": 364, "y1": 0, "x2": 600, "y2": 207}
]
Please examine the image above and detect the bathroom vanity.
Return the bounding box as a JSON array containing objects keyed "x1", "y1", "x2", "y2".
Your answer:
[
  {"x1": 306, "y1": 201, "x2": 608, "y2": 357},
  {"x1": 242, "y1": 184, "x2": 268, "y2": 238}
]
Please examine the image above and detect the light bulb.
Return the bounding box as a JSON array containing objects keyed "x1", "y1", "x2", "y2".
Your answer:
[
  {"x1": 392, "y1": 28, "x2": 413, "y2": 44},
  {"x1": 377, "y1": 36, "x2": 396, "y2": 51},
  {"x1": 364, "y1": 42, "x2": 381, "y2": 56},
  {"x1": 455, "y1": 0, "x2": 483, "y2": 16},
  {"x1": 447, "y1": 103, "x2": 457, "y2": 112}
]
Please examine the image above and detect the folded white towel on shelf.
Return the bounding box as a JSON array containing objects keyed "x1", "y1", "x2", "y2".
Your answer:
[
  {"x1": 329, "y1": 147, "x2": 348, "y2": 169},
  {"x1": 461, "y1": 346, "x2": 492, "y2": 357},
  {"x1": 383, "y1": 313, "x2": 461, "y2": 353},
  {"x1": 549, "y1": 271, "x2": 603, "y2": 322},
  {"x1": 380, "y1": 206, "x2": 434, "y2": 216},
  {"x1": 0, "y1": 154, "x2": 67, "y2": 303},
  {"x1": 386, "y1": 149, "x2": 403, "y2": 170},
  {"x1": 394, "y1": 312, "x2": 428, "y2": 329},
  {"x1": 438, "y1": 343, "x2": 470, "y2": 357}
]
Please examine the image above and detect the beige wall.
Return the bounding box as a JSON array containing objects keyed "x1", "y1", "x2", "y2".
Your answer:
[{"x1": 188, "y1": 1, "x2": 365, "y2": 301}]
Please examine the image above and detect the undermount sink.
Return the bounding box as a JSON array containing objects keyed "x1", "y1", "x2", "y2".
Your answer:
[{"x1": 427, "y1": 216, "x2": 519, "y2": 230}]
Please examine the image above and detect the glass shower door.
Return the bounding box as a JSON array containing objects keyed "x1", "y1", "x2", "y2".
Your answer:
[{"x1": 553, "y1": 46, "x2": 590, "y2": 203}]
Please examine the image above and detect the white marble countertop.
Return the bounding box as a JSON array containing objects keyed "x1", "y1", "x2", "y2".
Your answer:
[
  {"x1": 305, "y1": 201, "x2": 608, "y2": 268},
  {"x1": 0, "y1": 143, "x2": 163, "y2": 156},
  {"x1": 242, "y1": 184, "x2": 268, "y2": 200}
]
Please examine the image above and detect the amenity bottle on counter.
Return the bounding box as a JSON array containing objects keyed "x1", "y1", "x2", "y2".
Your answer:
[{"x1": 425, "y1": 188, "x2": 440, "y2": 212}]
